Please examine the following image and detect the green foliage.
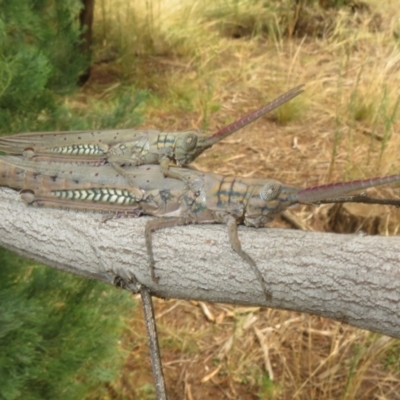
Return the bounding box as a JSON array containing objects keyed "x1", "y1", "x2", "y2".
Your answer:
[
  {"x1": 135, "y1": 383, "x2": 157, "y2": 400},
  {"x1": 257, "y1": 371, "x2": 278, "y2": 399},
  {"x1": 35, "y1": 88, "x2": 147, "y2": 133},
  {"x1": 0, "y1": 248, "x2": 135, "y2": 400},
  {"x1": 383, "y1": 342, "x2": 400, "y2": 373},
  {"x1": 0, "y1": 2, "x2": 148, "y2": 398},
  {"x1": 0, "y1": 0, "x2": 88, "y2": 133}
]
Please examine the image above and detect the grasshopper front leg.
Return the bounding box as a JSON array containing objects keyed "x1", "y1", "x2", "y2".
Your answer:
[
  {"x1": 144, "y1": 216, "x2": 272, "y2": 301},
  {"x1": 158, "y1": 156, "x2": 193, "y2": 183},
  {"x1": 225, "y1": 216, "x2": 272, "y2": 301},
  {"x1": 145, "y1": 217, "x2": 189, "y2": 283}
]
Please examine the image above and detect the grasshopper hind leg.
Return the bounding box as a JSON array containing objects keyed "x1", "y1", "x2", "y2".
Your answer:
[
  {"x1": 109, "y1": 271, "x2": 168, "y2": 399},
  {"x1": 140, "y1": 288, "x2": 168, "y2": 400}
]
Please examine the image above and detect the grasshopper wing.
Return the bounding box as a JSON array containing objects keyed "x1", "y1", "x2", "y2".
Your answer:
[{"x1": 0, "y1": 128, "x2": 154, "y2": 162}]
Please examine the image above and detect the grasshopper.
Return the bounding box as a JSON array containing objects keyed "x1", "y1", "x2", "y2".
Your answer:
[
  {"x1": 1, "y1": 155, "x2": 399, "y2": 300},
  {"x1": 0, "y1": 85, "x2": 304, "y2": 183}
]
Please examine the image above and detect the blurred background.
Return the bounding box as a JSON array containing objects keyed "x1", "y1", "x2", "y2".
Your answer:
[{"x1": 1, "y1": 0, "x2": 400, "y2": 398}]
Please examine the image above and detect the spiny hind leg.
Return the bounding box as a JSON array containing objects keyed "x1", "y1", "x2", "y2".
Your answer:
[
  {"x1": 108, "y1": 267, "x2": 168, "y2": 398},
  {"x1": 140, "y1": 288, "x2": 168, "y2": 400}
]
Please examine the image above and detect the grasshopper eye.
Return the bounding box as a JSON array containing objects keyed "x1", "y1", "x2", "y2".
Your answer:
[
  {"x1": 181, "y1": 133, "x2": 198, "y2": 151},
  {"x1": 260, "y1": 182, "x2": 281, "y2": 201},
  {"x1": 23, "y1": 148, "x2": 35, "y2": 159}
]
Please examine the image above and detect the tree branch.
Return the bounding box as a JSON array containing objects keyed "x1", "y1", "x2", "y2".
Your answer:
[{"x1": 1, "y1": 187, "x2": 399, "y2": 338}]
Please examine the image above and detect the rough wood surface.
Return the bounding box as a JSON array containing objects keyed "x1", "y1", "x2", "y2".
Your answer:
[{"x1": 1, "y1": 187, "x2": 399, "y2": 337}]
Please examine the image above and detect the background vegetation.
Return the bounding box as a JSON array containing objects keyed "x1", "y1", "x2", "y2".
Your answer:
[
  {"x1": 0, "y1": 1, "x2": 143, "y2": 399},
  {"x1": 91, "y1": 0, "x2": 400, "y2": 398},
  {"x1": 1, "y1": 0, "x2": 400, "y2": 398}
]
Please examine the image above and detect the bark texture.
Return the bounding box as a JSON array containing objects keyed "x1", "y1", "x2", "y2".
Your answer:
[{"x1": 1, "y1": 187, "x2": 399, "y2": 337}]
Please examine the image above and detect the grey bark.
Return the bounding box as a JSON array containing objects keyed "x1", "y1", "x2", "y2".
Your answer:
[{"x1": 1, "y1": 187, "x2": 399, "y2": 337}]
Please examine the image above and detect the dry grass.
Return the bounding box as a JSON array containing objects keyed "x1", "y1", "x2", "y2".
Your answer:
[
  {"x1": 119, "y1": 300, "x2": 399, "y2": 400},
  {"x1": 83, "y1": 0, "x2": 400, "y2": 398}
]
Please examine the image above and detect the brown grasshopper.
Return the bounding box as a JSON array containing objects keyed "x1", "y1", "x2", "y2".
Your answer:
[
  {"x1": 0, "y1": 85, "x2": 304, "y2": 183},
  {"x1": 1, "y1": 155, "x2": 399, "y2": 300}
]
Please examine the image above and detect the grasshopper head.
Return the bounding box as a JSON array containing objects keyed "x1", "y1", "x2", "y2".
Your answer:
[
  {"x1": 173, "y1": 131, "x2": 215, "y2": 166},
  {"x1": 174, "y1": 125, "x2": 249, "y2": 166},
  {"x1": 244, "y1": 180, "x2": 301, "y2": 227}
]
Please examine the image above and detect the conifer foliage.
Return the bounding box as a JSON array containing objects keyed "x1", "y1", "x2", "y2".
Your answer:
[
  {"x1": 0, "y1": 2, "x2": 145, "y2": 398},
  {"x1": 0, "y1": 0, "x2": 88, "y2": 133},
  {"x1": 0, "y1": 249, "x2": 134, "y2": 400}
]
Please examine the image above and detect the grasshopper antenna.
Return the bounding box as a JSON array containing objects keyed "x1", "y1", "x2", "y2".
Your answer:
[{"x1": 207, "y1": 84, "x2": 305, "y2": 145}]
